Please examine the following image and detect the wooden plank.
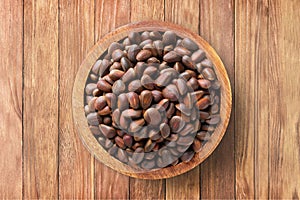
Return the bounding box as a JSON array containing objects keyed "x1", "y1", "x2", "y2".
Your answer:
[
  {"x1": 164, "y1": 0, "x2": 200, "y2": 199},
  {"x1": 94, "y1": 0, "x2": 130, "y2": 199},
  {"x1": 165, "y1": 0, "x2": 200, "y2": 33},
  {"x1": 235, "y1": 1, "x2": 255, "y2": 198},
  {"x1": 130, "y1": 179, "x2": 165, "y2": 199},
  {"x1": 129, "y1": 0, "x2": 165, "y2": 199},
  {"x1": 199, "y1": 0, "x2": 234, "y2": 199},
  {"x1": 269, "y1": 0, "x2": 300, "y2": 198},
  {"x1": 254, "y1": 1, "x2": 269, "y2": 198},
  {"x1": 58, "y1": 0, "x2": 94, "y2": 199},
  {"x1": 23, "y1": 0, "x2": 59, "y2": 198},
  {"x1": 130, "y1": 0, "x2": 164, "y2": 22},
  {"x1": 166, "y1": 168, "x2": 199, "y2": 199},
  {"x1": 0, "y1": 0, "x2": 23, "y2": 198},
  {"x1": 95, "y1": 0, "x2": 131, "y2": 42},
  {"x1": 235, "y1": 0, "x2": 269, "y2": 198}
]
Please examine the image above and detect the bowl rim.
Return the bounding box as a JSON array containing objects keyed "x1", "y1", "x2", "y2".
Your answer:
[{"x1": 72, "y1": 20, "x2": 232, "y2": 179}]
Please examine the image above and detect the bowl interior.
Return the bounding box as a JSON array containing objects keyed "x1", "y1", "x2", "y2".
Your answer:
[{"x1": 72, "y1": 21, "x2": 232, "y2": 179}]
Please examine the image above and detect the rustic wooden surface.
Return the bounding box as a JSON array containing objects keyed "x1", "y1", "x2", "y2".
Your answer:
[{"x1": 1, "y1": 0, "x2": 299, "y2": 199}]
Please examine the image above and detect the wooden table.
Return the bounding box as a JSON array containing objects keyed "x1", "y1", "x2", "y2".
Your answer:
[{"x1": 1, "y1": 0, "x2": 299, "y2": 199}]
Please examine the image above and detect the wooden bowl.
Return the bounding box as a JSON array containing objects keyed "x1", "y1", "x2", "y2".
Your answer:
[{"x1": 72, "y1": 21, "x2": 232, "y2": 179}]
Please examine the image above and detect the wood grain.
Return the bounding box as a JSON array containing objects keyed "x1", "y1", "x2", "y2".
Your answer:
[
  {"x1": 130, "y1": 1, "x2": 165, "y2": 199},
  {"x1": 199, "y1": 0, "x2": 235, "y2": 199},
  {"x1": 58, "y1": 0, "x2": 94, "y2": 199},
  {"x1": 254, "y1": 1, "x2": 269, "y2": 198},
  {"x1": 130, "y1": 179, "x2": 165, "y2": 199},
  {"x1": 131, "y1": 0, "x2": 164, "y2": 22},
  {"x1": 95, "y1": 0, "x2": 131, "y2": 42},
  {"x1": 165, "y1": 0, "x2": 200, "y2": 199},
  {"x1": 269, "y1": 0, "x2": 300, "y2": 198},
  {"x1": 0, "y1": 0, "x2": 23, "y2": 198},
  {"x1": 165, "y1": 0, "x2": 200, "y2": 33},
  {"x1": 94, "y1": 0, "x2": 130, "y2": 199},
  {"x1": 235, "y1": 1, "x2": 256, "y2": 198},
  {"x1": 235, "y1": 0, "x2": 270, "y2": 198},
  {"x1": 23, "y1": 0, "x2": 59, "y2": 198},
  {"x1": 166, "y1": 168, "x2": 199, "y2": 200},
  {"x1": 1, "y1": 0, "x2": 300, "y2": 198}
]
